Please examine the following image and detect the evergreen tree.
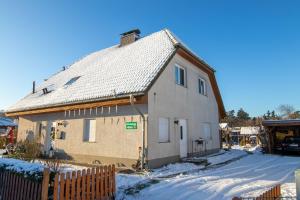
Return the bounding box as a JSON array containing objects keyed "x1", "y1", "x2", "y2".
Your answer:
[{"x1": 237, "y1": 108, "x2": 250, "y2": 121}]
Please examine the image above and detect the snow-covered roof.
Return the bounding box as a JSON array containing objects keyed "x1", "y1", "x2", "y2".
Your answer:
[
  {"x1": 240, "y1": 127, "x2": 260, "y2": 135},
  {"x1": 7, "y1": 29, "x2": 221, "y2": 114},
  {"x1": 0, "y1": 117, "x2": 17, "y2": 127},
  {"x1": 7, "y1": 29, "x2": 181, "y2": 112},
  {"x1": 219, "y1": 123, "x2": 228, "y2": 129}
]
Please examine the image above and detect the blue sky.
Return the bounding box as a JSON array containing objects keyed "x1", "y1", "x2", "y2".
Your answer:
[{"x1": 0, "y1": 0, "x2": 299, "y2": 117}]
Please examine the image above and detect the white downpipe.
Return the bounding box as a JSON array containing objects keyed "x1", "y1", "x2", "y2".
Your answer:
[{"x1": 129, "y1": 95, "x2": 146, "y2": 170}]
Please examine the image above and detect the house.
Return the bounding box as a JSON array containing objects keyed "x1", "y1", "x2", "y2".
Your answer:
[
  {"x1": 0, "y1": 117, "x2": 17, "y2": 136},
  {"x1": 262, "y1": 119, "x2": 300, "y2": 153},
  {"x1": 5, "y1": 29, "x2": 225, "y2": 168},
  {"x1": 219, "y1": 123, "x2": 229, "y2": 131},
  {"x1": 226, "y1": 126, "x2": 261, "y2": 146}
]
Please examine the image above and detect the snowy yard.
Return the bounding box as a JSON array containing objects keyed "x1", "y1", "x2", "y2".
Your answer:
[
  {"x1": 0, "y1": 147, "x2": 299, "y2": 199},
  {"x1": 117, "y1": 147, "x2": 299, "y2": 200}
]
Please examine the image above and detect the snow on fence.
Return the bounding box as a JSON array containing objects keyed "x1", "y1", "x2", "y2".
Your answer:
[
  {"x1": 232, "y1": 184, "x2": 281, "y2": 200},
  {"x1": 52, "y1": 165, "x2": 116, "y2": 200}
]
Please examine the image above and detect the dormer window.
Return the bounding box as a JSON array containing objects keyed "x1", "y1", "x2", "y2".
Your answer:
[{"x1": 65, "y1": 76, "x2": 81, "y2": 86}]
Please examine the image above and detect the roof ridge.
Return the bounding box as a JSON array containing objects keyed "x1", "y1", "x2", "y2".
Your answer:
[{"x1": 163, "y1": 29, "x2": 179, "y2": 46}]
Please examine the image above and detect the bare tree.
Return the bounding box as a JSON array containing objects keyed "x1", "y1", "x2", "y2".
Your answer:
[{"x1": 277, "y1": 104, "x2": 295, "y2": 119}]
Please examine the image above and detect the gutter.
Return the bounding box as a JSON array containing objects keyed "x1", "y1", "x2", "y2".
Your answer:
[{"x1": 129, "y1": 94, "x2": 146, "y2": 170}]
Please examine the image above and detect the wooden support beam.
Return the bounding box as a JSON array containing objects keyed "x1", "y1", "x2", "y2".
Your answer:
[{"x1": 6, "y1": 95, "x2": 147, "y2": 117}]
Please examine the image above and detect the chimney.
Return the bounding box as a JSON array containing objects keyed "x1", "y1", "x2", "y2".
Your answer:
[
  {"x1": 120, "y1": 29, "x2": 141, "y2": 46},
  {"x1": 32, "y1": 81, "x2": 36, "y2": 94}
]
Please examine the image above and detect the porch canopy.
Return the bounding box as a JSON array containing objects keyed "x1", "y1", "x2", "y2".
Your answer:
[{"x1": 262, "y1": 119, "x2": 300, "y2": 153}]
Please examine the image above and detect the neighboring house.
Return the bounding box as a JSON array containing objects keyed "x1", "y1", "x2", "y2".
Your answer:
[
  {"x1": 240, "y1": 127, "x2": 260, "y2": 135},
  {"x1": 6, "y1": 29, "x2": 225, "y2": 168},
  {"x1": 229, "y1": 126, "x2": 261, "y2": 145},
  {"x1": 0, "y1": 117, "x2": 17, "y2": 136},
  {"x1": 219, "y1": 123, "x2": 229, "y2": 131}
]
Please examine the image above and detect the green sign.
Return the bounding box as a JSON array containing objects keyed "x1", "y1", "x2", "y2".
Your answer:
[{"x1": 126, "y1": 122, "x2": 137, "y2": 130}]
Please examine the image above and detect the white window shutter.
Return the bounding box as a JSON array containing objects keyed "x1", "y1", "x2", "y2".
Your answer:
[
  {"x1": 203, "y1": 123, "x2": 211, "y2": 140},
  {"x1": 84, "y1": 119, "x2": 96, "y2": 142},
  {"x1": 158, "y1": 118, "x2": 169, "y2": 143},
  {"x1": 89, "y1": 119, "x2": 96, "y2": 142}
]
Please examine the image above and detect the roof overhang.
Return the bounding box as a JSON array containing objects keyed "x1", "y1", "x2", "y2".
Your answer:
[{"x1": 5, "y1": 95, "x2": 147, "y2": 117}]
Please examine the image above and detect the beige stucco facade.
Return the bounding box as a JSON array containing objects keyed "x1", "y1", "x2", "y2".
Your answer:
[
  {"x1": 16, "y1": 52, "x2": 220, "y2": 168},
  {"x1": 147, "y1": 54, "x2": 220, "y2": 167},
  {"x1": 17, "y1": 105, "x2": 148, "y2": 167}
]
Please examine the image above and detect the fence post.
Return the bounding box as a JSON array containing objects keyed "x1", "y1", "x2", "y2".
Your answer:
[
  {"x1": 41, "y1": 168, "x2": 50, "y2": 200},
  {"x1": 296, "y1": 169, "x2": 300, "y2": 200}
]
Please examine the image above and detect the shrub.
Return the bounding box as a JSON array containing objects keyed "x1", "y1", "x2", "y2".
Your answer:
[
  {"x1": 0, "y1": 158, "x2": 45, "y2": 182},
  {"x1": 45, "y1": 159, "x2": 62, "y2": 173},
  {"x1": 9, "y1": 138, "x2": 42, "y2": 161},
  {"x1": 0, "y1": 137, "x2": 6, "y2": 149}
]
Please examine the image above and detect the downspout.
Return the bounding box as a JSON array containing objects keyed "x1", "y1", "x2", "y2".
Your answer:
[{"x1": 129, "y1": 95, "x2": 146, "y2": 170}]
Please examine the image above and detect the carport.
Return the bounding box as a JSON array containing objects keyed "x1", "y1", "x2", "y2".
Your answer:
[{"x1": 262, "y1": 119, "x2": 300, "y2": 153}]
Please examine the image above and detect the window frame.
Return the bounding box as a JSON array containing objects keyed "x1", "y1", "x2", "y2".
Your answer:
[
  {"x1": 158, "y1": 117, "x2": 170, "y2": 143},
  {"x1": 175, "y1": 64, "x2": 186, "y2": 87},
  {"x1": 198, "y1": 77, "x2": 207, "y2": 96},
  {"x1": 83, "y1": 119, "x2": 97, "y2": 143}
]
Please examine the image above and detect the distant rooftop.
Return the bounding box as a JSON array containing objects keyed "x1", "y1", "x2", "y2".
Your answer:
[{"x1": 0, "y1": 117, "x2": 17, "y2": 127}]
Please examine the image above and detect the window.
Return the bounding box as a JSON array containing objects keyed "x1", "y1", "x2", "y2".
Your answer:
[
  {"x1": 203, "y1": 123, "x2": 212, "y2": 140},
  {"x1": 65, "y1": 76, "x2": 81, "y2": 86},
  {"x1": 198, "y1": 78, "x2": 206, "y2": 95},
  {"x1": 37, "y1": 122, "x2": 42, "y2": 138},
  {"x1": 83, "y1": 119, "x2": 96, "y2": 142},
  {"x1": 175, "y1": 65, "x2": 186, "y2": 86},
  {"x1": 57, "y1": 131, "x2": 66, "y2": 140},
  {"x1": 158, "y1": 118, "x2": 170, "y2": 143}
]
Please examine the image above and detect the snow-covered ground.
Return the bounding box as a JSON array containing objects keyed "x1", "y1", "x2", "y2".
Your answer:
[
  {"x1": 117, "y1": 147, "x2": 299, "y2": 200},
  {"x1": 0, "y1": 146, "x2": 298, "y2": 199}
]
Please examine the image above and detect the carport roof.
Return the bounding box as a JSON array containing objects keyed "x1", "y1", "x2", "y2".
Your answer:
[{"x1": 262, "y1": 119, "x2": 300, "y2": 127}]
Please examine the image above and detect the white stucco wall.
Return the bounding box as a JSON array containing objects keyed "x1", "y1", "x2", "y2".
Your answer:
[{"x1": 147, "y1": 53, "x2": 220, "y2": 160}]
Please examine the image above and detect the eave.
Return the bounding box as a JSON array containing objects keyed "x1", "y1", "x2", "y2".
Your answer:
[{"x1": 5, "y1": 95, "x2": 148, "y2": 117}]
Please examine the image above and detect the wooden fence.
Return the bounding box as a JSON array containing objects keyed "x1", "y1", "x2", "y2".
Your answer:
[
  {"x1": 232, "y1": 184, "x2": 281, "y2": 200},
  {"x1": 0, "y1": 170, "x2": 46, "y2": 200},
  {"x1": 52, "y1": 165, "x2": 116, "y2": 200},
  {"x1": 0, "y1": 165, "x2": 115, "y2": 200}
]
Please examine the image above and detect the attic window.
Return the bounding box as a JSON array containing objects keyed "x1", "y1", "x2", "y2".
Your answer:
[{"x1": 65, "y1": 76, "x2": 80, "y2": 86}]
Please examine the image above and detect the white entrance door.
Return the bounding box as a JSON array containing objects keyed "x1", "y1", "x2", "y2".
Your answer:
[{"x1": 179, "y1": 119, "x2": 188, "y2": 158}]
